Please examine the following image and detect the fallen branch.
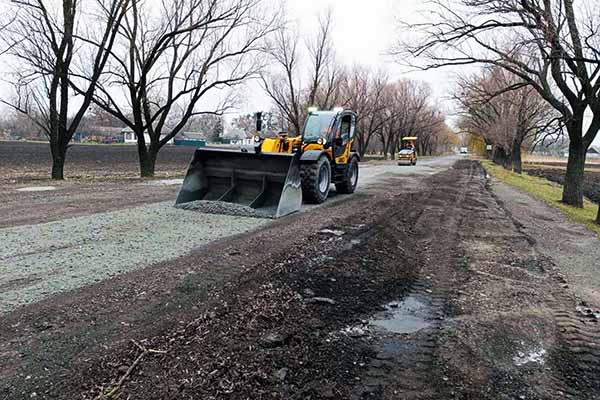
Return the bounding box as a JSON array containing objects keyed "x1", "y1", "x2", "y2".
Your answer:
[{"x1": 94, "y1": 340, "x2": 166, "y2": 400}]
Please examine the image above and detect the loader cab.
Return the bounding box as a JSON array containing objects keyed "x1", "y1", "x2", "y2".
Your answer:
[
  {"x1": 303, "y1": 110, "x2": 356, "y2": 146},
  {"x1": 333, "y1": 113, "x2": 356, "y2": 158},
  {"x1": 303, "y1": 111, "x2": 336, "y2": 144}
]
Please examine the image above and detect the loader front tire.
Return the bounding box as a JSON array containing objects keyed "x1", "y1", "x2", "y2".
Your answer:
[
  {"x1": 301, "y1": 156, "x2": 331, "y2": 204},
  {"x1": 336, "y1": 157, "x2": 359, "y2": 194}
]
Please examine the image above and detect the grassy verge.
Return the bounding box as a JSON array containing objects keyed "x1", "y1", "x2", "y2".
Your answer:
[{"x1": 482, "y1": 160, "x2": 600, "y2": 235}]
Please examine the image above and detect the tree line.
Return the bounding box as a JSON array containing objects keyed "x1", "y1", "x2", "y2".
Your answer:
[
  {"x1": 0, "y1": 1, "x2": 456, "y2": 181},
  {"x1": 397, "y1": 0, "x2": 600, "y2": 224},
  {"x1": 454, "y1": 65, "x2": 561, "y2": 174}
]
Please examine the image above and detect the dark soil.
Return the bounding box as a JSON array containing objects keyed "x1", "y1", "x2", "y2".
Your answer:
[
  {"x1": 0, "y1": 141, "x2": 197, "y2": 227},
  {"x1": 0, "y1": 141, "x2": 195, "y2": 183},
  {"x1": 525, "y1": 166, "x2": 600, "y2": 204}
]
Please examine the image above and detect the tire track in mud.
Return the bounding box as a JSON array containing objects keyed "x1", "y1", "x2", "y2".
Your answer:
[
  {"x1": 351, "y1": 162, "x2": 479, "y2": 399},
  {"x1": 483, "y1": 163, "x2": 600, "y2": 399},
  {"x1": 355, "y1": 280, "x2": 445, "y2": 400},
  {"x1": 550, "y1": 303, "x2": 600, "y2": 399}
]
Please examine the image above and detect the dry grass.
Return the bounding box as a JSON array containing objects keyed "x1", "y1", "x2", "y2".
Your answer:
[{"x1": 482, "y1": 160, "x2": 600, "y2": 235}]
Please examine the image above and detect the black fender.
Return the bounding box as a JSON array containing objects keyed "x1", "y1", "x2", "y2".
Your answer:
[
  {"x1": 350, "y1": 152, "x2": 360, "y2": 162},
  {"x1": 300, "y1": 150, "x2": 329, "y2": 163}
]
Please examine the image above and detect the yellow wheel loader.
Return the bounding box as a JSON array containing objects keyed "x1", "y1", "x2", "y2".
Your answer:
[{"x1": 175, "y1": 109, "x2": 360, "y2": 218}]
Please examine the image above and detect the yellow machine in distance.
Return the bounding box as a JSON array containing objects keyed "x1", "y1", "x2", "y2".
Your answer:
[
  {"x1": 398, "y1": 136, "x2": 418, "y2": 166},
  {"x1": 175, "y1": 109, "x2": 360, "y2": 218}
]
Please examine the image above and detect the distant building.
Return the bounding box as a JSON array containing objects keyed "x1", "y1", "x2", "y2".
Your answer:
[
  {"x1": 74, "y1": 126, "x2": 124, "y2": 144},
  {"x1": 122, "y1": 128, "x2": 174, "y2": 145},
  {"x1": 174, "y1": 132, "x2": 207, "y2": 147},
  {"x1": 588, "y1": 145, "x2": 600, "y2": 158}
]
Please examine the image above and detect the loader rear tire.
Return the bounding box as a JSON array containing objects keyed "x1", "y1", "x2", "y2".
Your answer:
[
  {"x1": 301, "y1": 156, "x2": 331, "y2": 204},
  {"x1": 336, "y1": 157, "x2": 359, "y2": 194}
]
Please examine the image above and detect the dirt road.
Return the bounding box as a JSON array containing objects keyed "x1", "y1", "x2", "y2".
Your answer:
[
  {"x1": 1, "y1": 158, "x2": 599, "y2": 399},
  {"x1": 0, "y1": 156, "x2": 457, "y2": 315}
]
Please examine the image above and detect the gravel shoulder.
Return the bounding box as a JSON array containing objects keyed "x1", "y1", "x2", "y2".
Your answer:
[
  {"x1": 489, "y1": 176, "x2": 600, "y2": 307},
  {"x1": 0, "y1": 202, "x2": 267, "y2": 313},
  {"x1": 0, "y1": 179, "x2": 185, "y2": 228}
]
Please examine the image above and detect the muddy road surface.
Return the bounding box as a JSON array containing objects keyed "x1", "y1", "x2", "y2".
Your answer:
[
  {"x1": 1, "y1": 158, "x2": 599, "y2": 399},
  {"x1": 0, "y1": 157, "x2": 456, "y2": 314}
]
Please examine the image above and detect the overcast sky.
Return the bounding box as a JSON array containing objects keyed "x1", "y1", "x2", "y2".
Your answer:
[{"x1": 242, "y1": 0, "x2": 458, "y2": 115}]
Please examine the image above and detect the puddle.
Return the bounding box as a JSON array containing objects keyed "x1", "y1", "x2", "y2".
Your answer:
[
  {"x1": 576, "y1": 305, "x2": 600, "y2": 320},
  {"x1": 513, "y1": 347, "x2": 546, "y2": 366},
  {"x1": 369, "y1": 295, "x2": 433, "y2": 334},
  {"x1": 144, "y1": 179, "x2": 184, "y2": 187},
  {"x1": 319, "y1": 229, "x2": 345, "y2": 237},
  {"x1": 16, "y1": 186, "x2": 57, "y2": 192}
]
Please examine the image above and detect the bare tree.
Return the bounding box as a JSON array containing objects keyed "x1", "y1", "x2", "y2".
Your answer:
[
  {"x1": 1, "y1": 0, "x2": 129, "y2": 179},
  {"x1": 261, "y1": 26, "x2": 303, "y2": 135},
  {"x1": 262, "y1": 9, "x2": 338, "y2": 135},
  {"x1": 306, "y1": 9, "x2": 336, "y2": 107},
  {"x1": 378, "y1": 80, "x2": 434, "y2": 159},
  {"x1": 82, "y1": 0, "x2": 278, "y2": 177},
  {"x1": 456, "y1": 65, "x2": 561, "y2": 173},
  {"x1": 397, "y1": 0, "x2": 600, "y2": 208},
  {"x1": 338, "y1": 66, "x2": 389, "y2": 157}
]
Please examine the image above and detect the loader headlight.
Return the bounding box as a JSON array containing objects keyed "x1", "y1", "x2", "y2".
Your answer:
[
  {"x1": 253, "y1": 135, "x2": 261, "y2": 143},
  {"x1": 317, "y1": 137, "x2": 325, "y2": 145}
]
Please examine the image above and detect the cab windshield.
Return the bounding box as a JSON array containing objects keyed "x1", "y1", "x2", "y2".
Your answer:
[{"x1": 303, "y1": 112, "x2": 336, "y2": 142}]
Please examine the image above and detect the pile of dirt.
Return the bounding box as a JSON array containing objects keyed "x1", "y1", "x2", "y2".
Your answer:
[{"x1": 526, "y1": 167, "x2": 600, "y2": 203}]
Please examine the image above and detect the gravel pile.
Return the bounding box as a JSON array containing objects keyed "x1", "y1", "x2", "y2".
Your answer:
[
  {"x1": 176, "y1": 200, "x2": 275, "y2": 219},
  {"x1": 0, "y1": 202, "x2": 268, "y2": 313}
]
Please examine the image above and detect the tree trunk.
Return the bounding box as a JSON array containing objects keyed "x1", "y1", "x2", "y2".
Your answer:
[
  {"x1": 51, "y1": 157, "x2": 66, "y2": 180},
  {"x1": 139, "y1": 148, "x2": 157, "y2": 178},
  {"x1": 596, "y1": 205, "x2": 600, "y2": 225},
  {"x1": 562, "y1": 140, "x2": 586, "y2": 207},
  {"x1": 494, "y1": 147, "x2": 508, "y2": 167},
  {"x1": 503, "y1": 149, "x2": 512, "y2": 170},
  {"x1": 50, "y1": 142, "x2": 67, "y2": 180},
  {"x1": 511, "y1": 139, "x2": 522, "y2": 174},
  {"x1": 491, "y1": 146, "x2": 497, "y2": 162}
]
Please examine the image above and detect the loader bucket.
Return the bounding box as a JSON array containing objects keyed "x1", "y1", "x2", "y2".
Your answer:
[{"x1": 175, "y1": 148, "x2": 302, "y2": 218}]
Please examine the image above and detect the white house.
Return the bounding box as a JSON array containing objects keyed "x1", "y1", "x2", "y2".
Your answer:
[
  {"x1": 122, "y1": 128, "x2": 174, "y2": 145},
  {"x1": 588, "y1": 145, "x2": 600, "y2": 158}
]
